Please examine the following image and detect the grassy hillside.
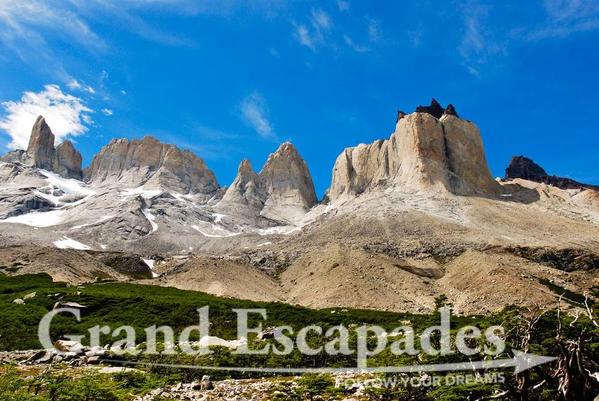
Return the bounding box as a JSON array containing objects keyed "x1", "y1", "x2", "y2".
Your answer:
[{"x1": 0, "y1": 273, "x2": 597, "y2": 400}]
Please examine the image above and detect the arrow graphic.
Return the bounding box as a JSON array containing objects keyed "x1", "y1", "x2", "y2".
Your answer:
[{"x1": 108, "y1": 350, "x2": 556, "y2": 375}]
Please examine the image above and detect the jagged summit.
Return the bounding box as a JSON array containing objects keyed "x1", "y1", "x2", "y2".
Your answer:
[
  {"x1": 330, "y1": 102, "x2": 498, "y2": 200},
  {"x1": 86, "y1": 135, "x2": 219, "y2": 196},
  {"x1": 414, "y1": 98, "x2": 459, "y2": 119},
  {"x1": 0, "y1": 115, "x2": 83, "y2": 179},
  {"x1": 506, "y1": 156, "x2": 599, "y2": 191},
  {"x1": 27, "y1": 116, "x2": 55, "y2": 170},
  {"x1": 217, "y1": 142, "x2": 317, "y2": 225}
]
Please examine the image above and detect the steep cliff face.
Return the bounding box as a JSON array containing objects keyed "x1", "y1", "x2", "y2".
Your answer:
[
  {"x1": 27, "y1": 116, "x2": 56, "y2": 171},
  {"x1": 217, "y1": 143, "x2": 317, "y2": 225},
  {"x1": 218, "y1": 159, "x2": 267, "y2": 215},
  {"x1": 329, "y1": 101, "x2": 499, "y2": 200},
  {"x1": 54, "y1": 141, "x2": 83, "y2": 179},
  {"x1": 259, "y1": 142, "x2": 317, "y2": 222},
  {"x1": 85, "y1": 136, "x2": 219, "y2": 195}
]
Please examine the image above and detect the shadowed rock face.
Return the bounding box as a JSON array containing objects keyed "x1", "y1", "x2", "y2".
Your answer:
[
  {"x1": 329, "y1": 102, "x2": 498, "y2": 200},
  {"x1": 86, "y1": 136, "x2": 219, "y2": 195},
  {"x1": 54, "y1": 141, "x2": 83, "y2": 179},
  {"x1": 505, "y1": 156, "x2": 599, "y2": 191}
]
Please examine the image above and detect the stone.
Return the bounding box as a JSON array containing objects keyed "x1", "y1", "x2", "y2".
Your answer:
[
  {"x1": 505, "y1": 156, "x2": 548, "y2": 181},
  {"x1": 54, "y1": 140, "x2": 83, "y2": 179},
  {"x1": 505, "y1": 156, "x2": 599, "y2": 191},
  {"x1": 201, "y1": 375, "x2": 214, "y2": 390},
  {"x1": 218, "y1": 159, "x2": 267, "y2": 215},
  {"x1": 12, "y1": 299, "x2": 24, "y2": 304},
  {"x1": 329, "y1": 104, "x2": 499, "y2": 199},
  {"x1": 444, "y1": 104, "x2": 459, "y2": 117},
  {"x1": 259, "y1": 142, "x2": 318, "y2": 224},
  {"x1": 217, "y1": 143, "x2": 317, "y2": 225},
  {"x1": 27, "y1": 116, "x2": 55, "y2": 170},
  {"x1": 3, "y1": 116, "x2": 84, "y2": 179},
  {"x1": 86, "y1": 136, "x2": 219, "y2": 196},
  {"x1": 415, "y1": 98, "x2": 445, "y2": 119}
]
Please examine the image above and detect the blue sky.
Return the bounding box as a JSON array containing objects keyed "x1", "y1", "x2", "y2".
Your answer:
[{"x1": 0, "y1": 0, "x2": 598, "y2": 197}]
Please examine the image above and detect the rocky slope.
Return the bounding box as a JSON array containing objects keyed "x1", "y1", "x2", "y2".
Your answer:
[{"x1": 329, "y1": 100, "x2": 499, "y2": 201}]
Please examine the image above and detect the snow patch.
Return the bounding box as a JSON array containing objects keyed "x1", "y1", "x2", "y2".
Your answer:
[
  {"x1": 257, "y1": 226, "x2": 301, "y2": 236},
  {"x1": 121, "y1": 186, "x2": 162, "y2": 199},
  {"x1": 0, "y1": 209, "x2": 66, "y2": 227},
  {"x1": 141, "y1": 208, "x2": 158, "y2": 233},
  {"x1": 53, "y1": 237, "x2": 91, "y2": 250},
  {"x1": 143, "y1": 259, "x2": 159, "y2": 278},
  {"x1": 191, "y1": 223, "x2": 239, "y2": 238},
  {"x1": 197, "y1": 336, "x2": 247, "y2": 349},
  {"x1": 39, "y1": 170, "x2": 95, "y2": 196},
  {"x1": 171, "y1": 192, "x2": 194, "y2": 202},
  {"x1": 212, "y1": 213, "x2": 226, "y2": 224},
  {"x1": 257, "y1": 241, "x2": 272, "y2": 247}
]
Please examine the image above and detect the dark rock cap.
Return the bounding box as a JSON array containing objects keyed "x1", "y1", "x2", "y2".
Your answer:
[
  {"x1": 505, "y1": 155, "x2": 599, "y2": 191},
  {"x1": 396, "y1": 110, "x2": 407, "y2": 122},
  {"x1": 415, "y1": 98, "x2": 445, "y2": 119},
  {"x1": 444, "y1": 104, "x2": 459, "y2": 118},
  {"x1": 414, "y1": 99, "x2": 459, "y2": 119},
  {"x1": 505, "y1": 156, "x2": 548, "y2": 181}
]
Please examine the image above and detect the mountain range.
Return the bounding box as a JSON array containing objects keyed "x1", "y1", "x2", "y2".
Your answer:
[{"x1": 0, "y1": 99, "x2": 597, "y2": 314}]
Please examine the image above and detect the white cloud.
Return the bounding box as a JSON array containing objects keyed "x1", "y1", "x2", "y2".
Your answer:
[
  {"x1": 0, "y1": 85, "x2": 92, "y2": 149},
  {"x1": 294, "y1": 24, "x2": 316, "y2": 50},
  {"x1": 343, "y1": 35, "x2": 369, "y2": 53},
  {"x1": 67, "y1": 79, "x2": 96, "y2": 94},
  {"x1": 366, "y1": 17, "x2": 382, "y2": 42},
  {"x1": 241, "y1": 93, "x2": 276, "y2": 140},
  {"x1": 101, "y1": 108, "x2": 113, "y2": 116},
  {"x1": 337, "y1": 0, "x2": 350, "y2": 12},
  {"x1": 524, "y1": 0, "x2": 599, "y2": 40},
  {"x1": 311, "y1": 8, "x2": 331, "y2": 31},
  {"x1": 458, "y1": 4, "x2": 506, "y2": 76},
  {"x1": 293, "y1": 8, "x2": 332, "y2": 51}
]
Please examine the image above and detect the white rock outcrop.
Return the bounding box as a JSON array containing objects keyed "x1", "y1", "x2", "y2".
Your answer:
[
  {"x1": 329, "y1": 104, "x2": 498, "y2": 200},
  {"x1": 85, "y1": 136, "x2": 219, "y2": 197}
]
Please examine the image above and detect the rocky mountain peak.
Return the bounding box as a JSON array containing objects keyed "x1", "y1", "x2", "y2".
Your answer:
[
  {"x1": 0, "y1": 116, "x2": 84, "y2": 179},
  {"x1": 27, "y1": 116, "x2": 55, "y2": 170},
  {"x1": 415, "y1": 98, "x2": 445, "y2": 119},
  {"x1": 238, "y1": 159, "x2": 255, "y2": 175},
  {"x1": 260, "y1": 142, "x2": 317, "y2": 205},
  {"x1": 330, "y1": 102, "x2": 498, "y2": 200},
  {"x1": 444, "y1": 104, "x2": 459, "y2": 117},
  {"x1": 86, "y1": 135, "x2": 219, "y2": 196},
  {"x1": 54, "y1": 140, "x2": 83, "y2": 179},
  {"x1": 505, "y1": 156, "x2": 548, "y2": 181},
  {"x1": 505, "y1": 156, "x2": 599, "y2": 191},
  {"x1": 216, "y1": 142, "x2": 317, "y2": 225},
  {"x1": 414, "y1": 99, "x2": 460, "y2": 120}
]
